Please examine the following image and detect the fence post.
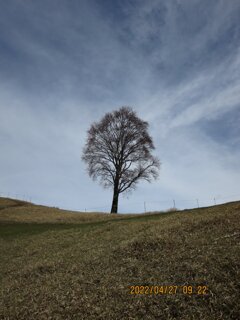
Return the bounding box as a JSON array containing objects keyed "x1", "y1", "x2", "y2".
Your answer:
[
  {"x1": 196, "y1": 199, "x2": 199, "y2": 208},
  {"x1": 173, "y1": 199, "x2": 176, "y2": 208},
  {"x1": 144, "y1": 201, "x2": 146, "y2": 213}
]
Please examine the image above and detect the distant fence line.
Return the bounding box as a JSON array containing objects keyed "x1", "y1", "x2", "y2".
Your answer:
[
  {"x1": 0, "y1": 191, "x2": 239, "y2": 213},
  {"x1": 0, "y1": 192, "x2": 33, "y2": 203},
  {"x1": 83, "y1": 193, "x2": 240, "y2": 213}
]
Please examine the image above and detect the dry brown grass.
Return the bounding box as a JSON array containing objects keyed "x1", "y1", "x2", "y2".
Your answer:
[
  {"x1": 0, "y1": 198, "x2": 240, "y2": 319},
  {"x1": 0, "y1": 197, "x2": 134, "y2": 224},
  {"x1": 0, "y1": 197, "x2": 28, "y2": 210}
]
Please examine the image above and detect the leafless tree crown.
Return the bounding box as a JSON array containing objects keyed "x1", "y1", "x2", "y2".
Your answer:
[
  {"x1": 82, "y1": 107, "x2": 160, "y2": 191},
  {"x1": 82, "y1": 107, "x2": 160, "y2": 212}
]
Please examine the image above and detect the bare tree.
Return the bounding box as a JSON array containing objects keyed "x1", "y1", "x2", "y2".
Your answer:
[{"x1": 82, "y1": 107, "x2": 160, "y2": 213}]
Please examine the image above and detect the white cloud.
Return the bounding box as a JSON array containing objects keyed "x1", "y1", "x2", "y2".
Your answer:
[{"x1": 0, "y1": 0, "x2": 239, "y2": 212}]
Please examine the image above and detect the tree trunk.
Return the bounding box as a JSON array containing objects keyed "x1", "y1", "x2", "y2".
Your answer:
[{"x1": 110, "y1": 184, "x2": 119, "y2": 214}]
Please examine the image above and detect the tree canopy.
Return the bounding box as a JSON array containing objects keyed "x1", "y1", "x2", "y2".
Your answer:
[{"x1": 82, "y1": 107, "x2": 160, "y2": 213}]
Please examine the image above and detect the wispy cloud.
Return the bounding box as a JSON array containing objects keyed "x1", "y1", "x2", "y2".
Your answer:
[{"x1": 0, "y1": 0, "x2": 239, "y2": 212}]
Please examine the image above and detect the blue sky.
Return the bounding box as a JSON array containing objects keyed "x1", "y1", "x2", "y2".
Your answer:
[{"x1": 0, "y1": 0, "x2": 240, "y2": 213}]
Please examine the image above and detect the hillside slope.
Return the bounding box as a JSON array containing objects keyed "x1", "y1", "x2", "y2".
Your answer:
[
  {"x1": 0, "y1": 197, "x2": 132, "y2": 223},
  {"x1": 0, "y1": 199, "x2": 239, "y2": 319}
]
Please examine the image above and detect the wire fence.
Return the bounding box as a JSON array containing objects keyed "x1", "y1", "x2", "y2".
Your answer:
[
  {"x1": 0, "y1": 192, "x2": 33, "y2": 203},
  {"x1": 0, "y1": 191, "x2": 239, "y2": 213},
  {"x1": 84, "y1": 193, "x2": 240, "y2": 213}
]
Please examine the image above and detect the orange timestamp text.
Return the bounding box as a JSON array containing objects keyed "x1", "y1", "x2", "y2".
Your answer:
[{"x1": 129, "y1": 285, "x2": 208, "y2": 295}]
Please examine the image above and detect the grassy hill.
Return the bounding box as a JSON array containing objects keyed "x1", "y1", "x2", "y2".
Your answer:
[{"x1": 0, "y1": 197, "x2": 239, "y2": 319}]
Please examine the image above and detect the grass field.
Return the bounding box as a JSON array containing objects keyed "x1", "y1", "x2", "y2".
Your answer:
[{"x1": 0, "y1": 197, "x2": 239, "y2": 319}]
